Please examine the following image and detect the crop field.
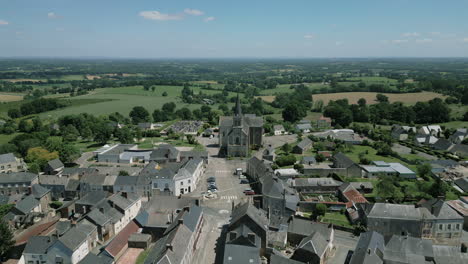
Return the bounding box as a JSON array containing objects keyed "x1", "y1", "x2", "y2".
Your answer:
[
  {"x1": 36, "y1": 85, "x2": 236, "y2": 120},
  {"x1": 0, "y1": 93, "x2": 23, "y2": 102},
  {"x1": 257, "y1": 91, "x2": 446, "y2": 105},
  {"x1": 1, "y1": 79, "x2": 44, "y2": 83},
  {"x1": 259, "y1": 83, "x2": 326, "y2": 95}
]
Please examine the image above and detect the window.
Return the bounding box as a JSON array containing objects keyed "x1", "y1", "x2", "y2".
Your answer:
[
  {"x1": 456, "y1": 224, "x2": 460, "y2": 230},
  {"x1": 153, "y1": 183, "x2": 158, "y2": 188},
  {"x1": 236, "y1": 137, "x2": 240, "y2": 145},
  {"x1": 188, "y1": 180, "x2": 191, "y2": 184},
  {"x1": 439, "y1": 224, "x2": 443, "y2": 230},
  {"x1": 181, "y1": 181, "x2": 184, "y2": 186},
  {"x1": 447, "y1": 224, "x2": 451, "y2": 230}
]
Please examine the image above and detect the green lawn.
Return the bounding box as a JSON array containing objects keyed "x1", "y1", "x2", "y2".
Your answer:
[
  {"x1": 0, "y1": 133, "x2": 18, "y2": 145},
  {"x1": 259, "y1": 83, "x2": 326, "y2": 96},
  {"x1": 136, "y1": 248, "x2": 151, "y2": 264},
  {"x1": 320, "y1": 212, "x2": 353, "y2": 228},
  {"x1": 344, "y1": 145, "x2": 418, "y2": 171}
]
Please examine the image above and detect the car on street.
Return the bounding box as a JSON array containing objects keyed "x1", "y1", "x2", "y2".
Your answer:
[
  {"x1": 243, "y1": 189, "x2": 255, "y2": 195},
  {"x1": 240, "y1": 179, "x2": 249, "y2": 184},
  {"x1": 208, "y1": 186, "x2": 218, "y2": 192},
  {"x1": 207, "y1": 177, "x2": 216, "y2": 183}
]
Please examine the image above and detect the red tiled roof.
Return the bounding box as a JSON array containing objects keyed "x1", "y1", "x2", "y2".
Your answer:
[
  {"x1": 104, "y1": 220, "x2": 139, "y2": 258},
  {"x1": 343, "y1": 189, "x2": 368, "y2": 208},
  {"x1": 15, "y1": 219, "x2": 58, "y2": 245}
]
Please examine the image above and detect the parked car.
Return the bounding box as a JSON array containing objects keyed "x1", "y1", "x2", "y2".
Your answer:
[
  {"x1": 243, "y1": 189, "x2": 255, "y2": 195},
  {"x1": 208, "y1": 186, "x2": 218, "y2": 192},
  {"x1": 207, "y1": 177, "x2": 216, "y2": 183},
  {"x1": 240, "y1": 179, "x2": 249, "y2": 184}
]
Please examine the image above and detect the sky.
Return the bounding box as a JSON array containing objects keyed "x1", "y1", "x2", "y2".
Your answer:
[{"x1": 0, "y1": 0, "x2": 468, "y2": 58}]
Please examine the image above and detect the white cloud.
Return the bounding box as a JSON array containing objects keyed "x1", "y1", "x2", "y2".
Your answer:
[
  {"x1": 139, "y1": 11, "x2": 183, "y2": 21},
  {"x1": 48, "y1": 12, "x2": 62, "y2": 19},
  {"x1": 184, "y1": 8, "x2": 204, "y2": 16},
  {"x1": 416, "y1": 38, "x2": 433, "y2": 43},
  {"x1": 0, "y1": 20, "x2": 9, "y2": 25},
  {"x1": 402, "y1": 32, "x2": 420, "y2": 37},
  {"x1": 463, "y1": 38, "x2": 468, "y2": 43},
  {"x1": 304, "y1": 34, "x2": 315, "y2": 39},
  {"x1": 392, "y1": 39, "x2": 409, "y2": 44},
  {"x1": 430, "y1": 32, "x2": 441, "y2": 36},
  {"x1": 204, "y1": 16, "x2": 215, "y2": 22},
  {"x1": 335, "y1": 41, "x2": 342, "y2": 46}
]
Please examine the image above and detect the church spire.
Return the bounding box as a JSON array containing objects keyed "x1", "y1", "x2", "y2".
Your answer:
[{"x1": 235, "y1": 91, "x2": 242, "y2": 117}]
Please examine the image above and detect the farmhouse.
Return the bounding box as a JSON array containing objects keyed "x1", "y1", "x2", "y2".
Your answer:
[
  {"x1": 293, "y1": 137, "x2": 313, "y2": 154},
  {"x1": 0, "y1": 153, "x2": 27, "y2": 173},
  {"x1": 273, "y1": 124, "x2": 286, "y2": 135}
]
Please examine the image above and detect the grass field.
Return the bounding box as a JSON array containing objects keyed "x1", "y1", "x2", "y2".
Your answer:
[
  {"x1": 35, "y1": 85, "x2": 235, "y2": 120},
  {"x1": 344, "y1": 145, "x2": 419, "y2": 171},
  {"x1": 0, "y1": 133, "x2": 18, "y2": 145},
  {"x1": 259, "y1": 83, "x2": 326, "y2": 96},
  {"x1": 320, "y1": 212, "x2": 353, "y2": 228},
  {"x1": 0, "y1": 93, "x2": 23, "y2": 102},
  {"x1": 1, "y1": 79, "x2": 44, "y2": 83}
]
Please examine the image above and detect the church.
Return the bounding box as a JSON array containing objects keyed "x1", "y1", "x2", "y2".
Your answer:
[{"x1": 219, "y1": 96, "x2": 264, "y2": 157}]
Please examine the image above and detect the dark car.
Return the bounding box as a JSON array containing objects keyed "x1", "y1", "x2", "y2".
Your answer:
[
  {"x1": 207, "y1": 177, "x2": 216, "y2": 183},
  {"x1": 240, "y1": 179, "x2": 249, "y2": 184},
  {"x1": 208, "y1": 186, "x2": 218, "y2": 192}
]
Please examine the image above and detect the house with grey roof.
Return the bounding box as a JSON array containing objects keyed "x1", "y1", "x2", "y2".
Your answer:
[
  {"x1": 449, "y1": 144, "x2": 468, "y2": 158},
  {"x1": 454, "y1": 177, "x2": 468, "y2": 193},
  {"x1": 295, "y1": 123, "x2": 312, "y2": 133},
  {"x1": 290, "y1": 230, "x2": 334, "y2": 264},
  {"x1": 247, "y1": 156, "x2": 274, "y2": 185},
  {"x1": 22, "y1": 236, "x2": 56, "y2": 264},
  {"x1": 144, "y1": 205, "x2": 203, "y2": 264},
  {"x1": 290, "y1": 177, "x2": 342, "y2": 194},
  {"x1": 273, "y1": 124, "x2": 286, "y2": 136},
  {"x1": 0, "y1": 171, "x2": 38, "y2": 196},
  {"x1": 47, "y1": 224, "x2": 94, "y2": 264},
  {"x1": 391, "y1": 125, "x2": 416, "y2": 141},
  {"x1": 0, "y1": 153, "x2": 26, "y2": 173},
  {"x1": 292, "y1": 137, "x2": 313, "y2": 154},
  {"x1": 262, "y1": 145, "x2": 276, "y2": 161},
  {"x1": 262, "y1": 175, "x2": 299, "y2": 228},
  {"x1": 432, "y1": 138, "x2": 454, "y2": 151},
  {"x1": 96, "y1": 144, "x2": 139, "y2": 163},
  {"x1": 349, "y1": 231, "x2": 385, "y2": 264},
  {"x1": 365, "y1": 201, "x2": 463, "y2": 245},
  {"x1": 287, "y1": 217, "x2": 334, "y2": 248},
  {"x1": 44, "y1": 158, "x2": 65, "y2": 175},
  {"x1": 361, "y1": 161, "x2": 416, "y2": 179},
  {"x1": 331, "y1": 152, "x2": 362, "y2": 177}
]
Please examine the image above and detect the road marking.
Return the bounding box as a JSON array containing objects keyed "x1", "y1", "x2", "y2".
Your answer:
[
  {"x1": 221, "y1": 195, "x2": 238, "y2": 200},
  {"x1": 216, "y1": 170, "x2": 231, "y2": 173}
]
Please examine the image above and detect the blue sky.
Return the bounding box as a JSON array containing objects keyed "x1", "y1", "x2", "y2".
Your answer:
[{"x1": 0, "y1": 0, "x2": 467, "y2": 58}]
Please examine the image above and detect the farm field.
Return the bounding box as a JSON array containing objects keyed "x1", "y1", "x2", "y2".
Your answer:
[
  {"x1": 1, "y1": 79, "x2": 44, "y2": 83},
  {"x1": 36, "y1": 85, "x2": 235, "y2": 120},
  {"x1": 257, "y1": 91, "x2": 446, "y2": 105},
  {"x1": 259, "y1": 83, "x2": 326, "y2": 95},
  {"x1": 0, "y1": 93, "x2": 23, "y2": 102}
]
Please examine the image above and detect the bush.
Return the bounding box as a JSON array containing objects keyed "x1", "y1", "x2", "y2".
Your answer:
[{"x1": 276, "y1": 154, "x2": 296, "y2": 167}]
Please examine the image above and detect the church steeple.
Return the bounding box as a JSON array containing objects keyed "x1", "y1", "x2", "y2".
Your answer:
[{"x1": 235, "y1": 92, "x2": 242, "y2": 117}]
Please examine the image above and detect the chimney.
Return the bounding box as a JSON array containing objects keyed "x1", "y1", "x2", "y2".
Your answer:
[
  {"x1": 121, "y1": 192, "x2": 128, "y2": 199},
  {"x1": 99, "y1": 207, "x2": 104, "y2": 214},
  {"x1": 178, "y1": 218, "x2": 184, "y2": 225},
  {"x1": 166, "y1": 244, "x2": 173, "y2": 251},
  {"x1": 183, "y1": 206, "x2": 190, "y2": 212},
  {"x1": 367, "y1": 249, "x2": 371, "y2": 255}
]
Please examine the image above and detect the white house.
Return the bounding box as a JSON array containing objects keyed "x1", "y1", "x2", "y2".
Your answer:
[
  {"x1": 418, "y1": 125, "x2": 442, "y2": 136},
  {"x1": 273, "y1": 125, "x2": 286, "y2": 136},
  {"x1": 151, "y1": 158, "x2": 204, "y2": 196}
]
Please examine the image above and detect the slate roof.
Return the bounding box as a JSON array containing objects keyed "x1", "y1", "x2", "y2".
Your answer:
[
  {"x1": 144, "y1": 224, "x2": 193, "y2": 264},
  {"x1": 65, "y1": 179, "x2": 80, "y2": 191},
  {"x1": 0, "y1": 172, "x2": 38, "y2": 184},
  {"x1": 301, "y1": 156, "x2": 316, "y2": 165},
  {"x1": 114, "y1": 175, "x2": 138, "y2": 186},
  {"x1": 419, "y1": 199, "x2": 463, "y2": 220},
  {"x1": 38, "y1": 174, "x2": 69, "y2": 186},
  {"x1": 108, "y1": 194, "x2": 134, "y2": 211},
  {"x1": 296, "y1": 123, "x2": 312, "y2": 131},
  {"x1": 333, "y1": 152, "x2": 355, "y2": 168},
  {"x1": 165, "y1": 205, "x2": 202, "y2": 233},
  {"x1": 85, "y1": 208, "x2": 111, "y2": 226},
  {"x1": 450, "y1": 144, "x2": 468, "y2": 157},
  {"x1": 150, "y1": 144, "x2": 180, "y2": 160},
  {"x1": 349, "y1": 231, "x2": 385, "y2": 264},
  {"x1": 0, "y1": 153, "x2": 17, "y2": 164},
  {"x1": 47, "y1": 159, "x2": 64, "y2": 170},
  {"x1": 287, "y1": 217, "x2": 332, "y2": 239},
  {"x1": 23, "y1": 236, "x2": 56, "y2": 254},
  {"x1": 15, "y1": 195, "x2": 39, "y2": 214},
  {"x1": 293, "y1": 178, "x2": 342, "y2": 188},
  {"x1": 78, "y1": 253, "x2": 114, "y2": 264},
  {"x1": 383, "y1": 235, "x2": 434, "y2": 263},
  {"x1": 296, "y1": 231, "x2": 329, "y2": 256},
  {"x1": 58, "y1": 226, "x2": 89, "y2": 251},
  {"x1": 446, "y1": 200, "x2": 468, "y2": 216},
  {"x1": 432, "y1": 138, "x2": 454, "y2": 151},
  {"x1": 230, "y1": 202, "x2": 268, "y2": 231},
  {"x1": 56, "y1": 220, "x2": 72, "y2": 236},
  {"x1": 270, "y1": 254, "x2": 303, "y2": 264},
  {"x1": 454, "y1": 177, "x2": 468, "y2": 192},
  {"x1": 296, "y1": 138, "x2": 313, "y2": 150},
  {"x1": 31, "y1": 184, "x2": 50, "y2": 199},
  {"x1": 367, "y1": 203, "x2": 433, "y2": 220},
  {"x1": 273, "y1": 125, "x2": 285, "y2": 132},
  {"x1": 223, "y1": 244, "x2": 261, "y2": 264},
  {"x1": 76, "y1": 191, "x2": 107, "y2": 206}
]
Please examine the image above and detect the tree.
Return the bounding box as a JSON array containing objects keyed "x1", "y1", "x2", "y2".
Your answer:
[
  {"x1": 62, "y1": 124, "x2": 79, "y2": 142},
  {"x1": 45, "y1": 137, "x2": 63, "y2": 152},
  {"x1": 94, "y1": 123, "x2": 113, "y2": 144},
  {"x1": 376, "y1": 176, "x2": 398, "y2": 201},
  {"x1": 162, "y1": 102, "x2": 176, "y2": 114},
  {"x1": 315, "y1": 153, "x2": 325, "y2": 162},
  {"x1": 116, "y1": 127, "x2": 134, "y2": 144},
  {"x1": 26, "y1": 147, "x2": 59, "y2": 170},
  {"x1": 162, "y1": 91, "x2": 168, "y2": 96},
  {"x1": 129, "y1": 106, "x2": 150, "y2": 124},
  {"x1": 118, "y1": 170, "x2": 130, "y2": 176},
  {"x1": 175, "y1": 107, "x2": 193, "y2": 120},
  {"x1": 59, "y1": 144, "x2": 80, "y2": 163},
  {"x1": 18, "y1": 119, "x2": 33, "y2": 133},
  {"x1": 275, "y1": 154, "x2": 296, "y2": 167},
  {"x1": 81, "y1": 127, "x2": 93, "y2": 140},
  {"x1": 152, "y1": 109, "x2": 166, "y2": 122},
  {"x1": 151, "y1": 86, "x2": 156, "y2": 92},
  {"x1": 281, "y1": 143, "x2": 291, "y2": 153},
  {"x1": 376, "y1": 93, "x2": 389, "y2": 103},
  {"x1": 282, "y1": 103, "x2": 307, "y2": 123},
  {"x1": 311, "y1": 204, "x2": 327, "y2": 220},
  {"x1": 0, "y1": 220, "x2": 14, "y2": 258},
  {"x1": 7, "y1": 108, "x2": 21, "y2": 119},
  {"x1": 417, "y1": 163, "x2": 432, "y2": 180}
]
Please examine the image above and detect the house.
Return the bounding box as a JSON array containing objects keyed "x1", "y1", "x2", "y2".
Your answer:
[
  {"x1": 290, "y1": 230, "x2": 334, "y2": 264},
  {"x1": 332, "y1": 152, "x2": 362, "y2": 177},
  {"x1": 79, "y1": 174, "x2": 114, "y2": 196},
  {"x1": 113, "y1": 176, "x2": 139, "y2": 194},
  {"x1": 96, "y1": 144, "x2": 139, "y2": 163},
  {"x1": 144, "y1": 205, "x2": 204, "y2": 264},
  {"x1": 292, "y1": 137, "x2": 313, "y2": 154},
  {"x1": 449, "y1": 144, "x2": 468, "y2": 158},
  {"x1": 138, "y1": 123, "x2": 162, "y2": 130},
  {"x1": 3, "y1": 192, "x2": 48, "y2": 228},
  {"x1": 301, "y1": 156, "x2": 316, "y2": 166},
  {"x1": 365, "y1": 201, "x2": 463, "y2": 245},
  {"x1": 102, "y1": 220, "x2": 140, "y2": 260},
  {"x1": 361, "y1": 161, "x2": 416, "y2": 179},
  {"x1": 219, "y1": 95, "x2": 263, "y2": 157},
  {"x1": 338, "y1": 183, "x2": 368, "y2": 223},
  {"x1": 44, "y1": 158, "x2": 65, "y2": 175},
  {"x1": 262, "y1": 145, "x2": 276, "y2": 162},
  {"x1": 349, "y1": 231, "x2": 385, "y2": 264},
  {"x1": 262, "y1": 175, "x2": 299, "y2": 227},
  {"x1": 0, "y1": 172, "x2": 39, "y2": 196},
  {"x1": 134, "y1": 195, "x2": 199, "y2": 238},
  {"x1": 22, "y1": 236, "x2": 56, "y2": 264},
  {"x1": 290, "y1": 178, "x2": 342, "y2": 194},
  {"x1": 446, "y1": 199, "x2": 468, "y2": 229},
  {"x1": 449, "y1": 128, "x2": 468, "y2": 144},
  {"x1": 316, "y1": 129, "x2": 363, "y2": 145},
  {"x1": 316, "y1": 116, "x2": 332, "y2": 129},
  {"x1": 432, "y1": 138, "x2": 454, "y2": 151},
  {"x1": 418, "y1": 125, "x2": 442, "y2": 136},
  {"x1": 295, "y1": 123, "x2": 312, "y2": 133},
  {"x1": 274, "y1": 125, "x2": 286, "y2": 136},
  {"x1": 391, "y1": 125, "x2": 416, "y2": 141},
  {"x1": 203, "y1": 128, "x2": 214, "y2": 137},
  {"x1": 349, "y1": 181, "x2": 374, "y2": 193},
  {"x1": 454, "y1": 177, "x2": 468, "y2": 193},
  {"x1": 149, "y1": 158, "x2": 204, "y2": 196},
  {"x1": 270, "y1": 255, "x2": 303, "y2": 264},
  {"x1": 46, "y1": 222, "x2": 97, "y2": 264},
  {"x1": 0, "y1": 153, "x2": 26, "y2": 173},
  {"x1": 383, "y1": 234, "x2": 434, "y2": 264},
  {"x1": 246, "y1": 156, "x2": 273, "y2": 184},
  {"x1": 287, "y1": 217, "x2": 334, "y2": 249},
  {"x1": 224, "y1": 202, "x2": 268, "y2": 262},
  {"x1": 31, "y1": 184, "x2": 52, "y2": 212}
]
